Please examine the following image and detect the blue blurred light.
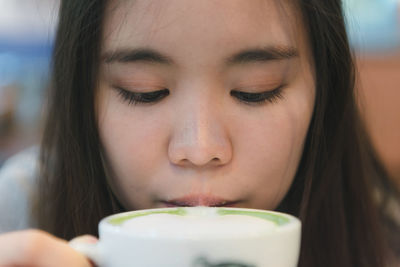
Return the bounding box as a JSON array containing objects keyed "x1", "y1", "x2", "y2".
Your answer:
[{"x1": 344, "y1": 0, "x2": 400, "y2": 52}]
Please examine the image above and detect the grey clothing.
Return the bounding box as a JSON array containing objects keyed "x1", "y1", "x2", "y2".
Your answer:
[{"x1": 0, "y1": 147, "x2": 39, "y2": 233}]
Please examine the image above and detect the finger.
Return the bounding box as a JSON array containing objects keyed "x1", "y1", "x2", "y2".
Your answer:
[
  {"x1": 69, "y1": 235, "x2": 100, "y2": 266},
  {"x1": 0, "y1": 229, "x2": 92, "y2": 267},
  {"x1": 69, "y1": 235, "x2": 98, "y2": 244}
]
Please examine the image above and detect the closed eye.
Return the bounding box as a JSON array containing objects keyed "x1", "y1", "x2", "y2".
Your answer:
[
  {"x1": 114, "y1": 87, "x2": 170, "y2": 105},
  {"x1": 113, "y1": 85, "x2": 284, "y2": 106},
  {"x1": 230, "y1": 85, "x2": 285, "y2": 105}
]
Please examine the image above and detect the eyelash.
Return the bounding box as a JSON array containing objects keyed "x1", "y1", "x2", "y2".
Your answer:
[
  {"x1": 115, "y1": 87, "x2": 170, "y2": 105},
  {"x1": 114, "y1": 86, "x2": 284, "y2": 106},
  {"x1": 230, "y1": 86, "x2": 284, "y2": 105}
]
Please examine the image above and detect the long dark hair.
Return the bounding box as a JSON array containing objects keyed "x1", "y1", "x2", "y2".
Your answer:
[{"x1": 38, "y1": 0, "x2": 391, "y2": 266}]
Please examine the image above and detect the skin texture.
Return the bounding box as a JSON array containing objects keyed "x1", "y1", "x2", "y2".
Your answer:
[{"x1": 97, "y1": 0, "x2": 315, "y2": 211}]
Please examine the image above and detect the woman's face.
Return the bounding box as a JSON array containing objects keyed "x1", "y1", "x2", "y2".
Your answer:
[{"x1": 97, "y1": 0, "x2": 315, "y2": 210}]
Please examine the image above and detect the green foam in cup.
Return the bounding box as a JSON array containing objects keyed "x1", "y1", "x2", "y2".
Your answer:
[
  {"x1": 217, "y1": 208, "x2": 290, "y2": 226},
  {"x1": 108, "y1": 208, "x2": 187, "y2": 226},
  {"x1": 107, "y1": 207, "x2": 291, "y2": 227}
]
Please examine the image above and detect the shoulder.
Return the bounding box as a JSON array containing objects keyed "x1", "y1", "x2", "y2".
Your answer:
[
  {"x1": 0, "y1": 146, "x2": 39, "y2": 191},
  {"x1": 0, "y1": 146, "x2": 40, "y2": 233},
  {"x1": 0, "y1": 146, "x2": 39, "y2": 174}
]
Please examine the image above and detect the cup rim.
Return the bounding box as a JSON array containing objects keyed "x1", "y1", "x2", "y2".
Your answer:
[{"x1": 99, "y1": 207, "x2": 301, "y2": 240}]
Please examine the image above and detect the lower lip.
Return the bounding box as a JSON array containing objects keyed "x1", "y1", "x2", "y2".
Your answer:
[{"x1": 160, "y1": 201, "x2": 240, "y2": 208}]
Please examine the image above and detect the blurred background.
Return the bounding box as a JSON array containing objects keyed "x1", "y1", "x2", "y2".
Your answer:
[
  {"x1": 0, "y1": 0, "x2": 59, "y2": 165},
  {"x1": 0, "y1": 0, "x2": 399, "y2": 188},
  {"x1": 344, "y1": 0, "x2": 400, "y2": 186}
]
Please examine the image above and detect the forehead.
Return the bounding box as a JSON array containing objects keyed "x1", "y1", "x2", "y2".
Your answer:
[{"x1": 102, "y1": 0, "x2": 305, "y2": 63}]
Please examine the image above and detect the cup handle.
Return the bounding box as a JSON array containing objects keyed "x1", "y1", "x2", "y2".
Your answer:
[{"x1": 69, "y1": 238, "x2": 103, "y2": 266}]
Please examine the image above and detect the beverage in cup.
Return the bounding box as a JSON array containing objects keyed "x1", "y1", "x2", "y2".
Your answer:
[{"x1": 70, "y1": 207, "x2": 301, "y2": 267}]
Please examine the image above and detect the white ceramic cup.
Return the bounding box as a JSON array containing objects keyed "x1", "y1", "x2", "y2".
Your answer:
[{"x1": 70, "y1": 207, "x2": 301, "y2": 267}]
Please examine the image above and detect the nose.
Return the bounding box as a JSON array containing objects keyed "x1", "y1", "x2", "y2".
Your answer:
[{"x1": 168, "y1": 102, "x2": 232, "y2": 168}]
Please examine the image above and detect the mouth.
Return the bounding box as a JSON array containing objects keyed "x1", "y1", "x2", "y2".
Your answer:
[{"x1": 160, "y1": 194, "x2": 240, "y2": 208}]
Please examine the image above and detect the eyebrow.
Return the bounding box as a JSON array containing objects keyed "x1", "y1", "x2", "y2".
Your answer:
[
  {"x1": 103, "y1": 48, "x2": 174, "y2": 65},
  {"x1": 226, "y1": 46, "x2": 299, "y2": 65},
  {"x1": 102, "y1": 46, "x2": 298, "y2": 66}
]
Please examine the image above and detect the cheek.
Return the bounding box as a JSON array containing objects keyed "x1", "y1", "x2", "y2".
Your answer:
[
  {"x1": 236, "y1": 110, "x2": 299, "y2": 177},
  {"x1": 97, "y1": 91, "x2": 168, "y2": 206},
  {"x1": 232, "y1": 96, "x2": 313, "y2": 209},
  {"x1": 100, "y1": 113, "x2": 160, "y2": 172}
]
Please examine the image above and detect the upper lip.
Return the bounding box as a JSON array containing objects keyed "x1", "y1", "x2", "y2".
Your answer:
[{"x1": 161, "y1": 194, "x2": 239, "y2": 207}]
